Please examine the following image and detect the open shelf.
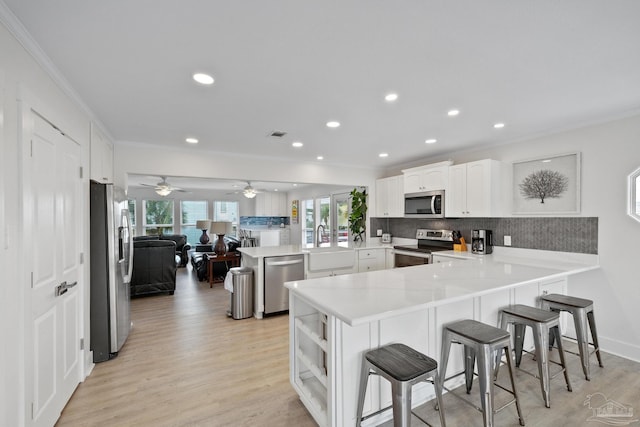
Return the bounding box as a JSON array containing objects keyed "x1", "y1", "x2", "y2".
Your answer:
[{"x1": 295, "y1": 313, "x2": 328, "y2": 351}]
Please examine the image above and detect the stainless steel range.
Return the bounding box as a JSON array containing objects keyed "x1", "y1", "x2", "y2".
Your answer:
[{"x1": 393, "y1": 229, "x2": 454, "y2": 267}]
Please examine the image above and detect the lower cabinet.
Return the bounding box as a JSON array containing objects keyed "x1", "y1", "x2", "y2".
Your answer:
[
  {"x1": 357, "y1": 248, "x2": 386, "y2": 272},
  {"x1": 305, "y1": 266, "x2": 355, "y2": 279}
]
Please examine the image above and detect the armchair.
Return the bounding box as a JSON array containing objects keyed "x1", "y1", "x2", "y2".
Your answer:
[{"x1": 130, "y1": 240, "x2": 177, "y2": 296}]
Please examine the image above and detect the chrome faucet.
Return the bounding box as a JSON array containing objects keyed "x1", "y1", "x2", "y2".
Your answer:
[{"x1": 316, "y1": 224, "x2": 326, "y2": 247}]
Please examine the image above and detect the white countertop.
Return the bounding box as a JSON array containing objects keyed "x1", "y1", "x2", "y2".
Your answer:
[{"x1": 285, "y1": 254, "x2": 599, "y2": 326}]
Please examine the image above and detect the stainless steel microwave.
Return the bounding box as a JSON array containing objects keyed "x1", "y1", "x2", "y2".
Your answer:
[{"x1": 404, "y1": 190, "x2": 445, "y2": 218}]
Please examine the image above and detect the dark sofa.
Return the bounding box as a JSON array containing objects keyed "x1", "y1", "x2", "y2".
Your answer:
[
  {"x1": 130, "y1": 240, "x2": 177, "y2": 296},
  {"x1": 133, "y1": 234, "x2": 191, "y2": 267}
]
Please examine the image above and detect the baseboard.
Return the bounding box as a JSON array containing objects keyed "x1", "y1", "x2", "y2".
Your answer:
[{"x1": 599, "y1": 336, "x2": 640, "y2": 363}]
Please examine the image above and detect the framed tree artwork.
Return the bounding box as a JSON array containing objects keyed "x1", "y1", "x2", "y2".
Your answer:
[{"x1": 512, "y1": 152, "x2": 581, "y2": 214}]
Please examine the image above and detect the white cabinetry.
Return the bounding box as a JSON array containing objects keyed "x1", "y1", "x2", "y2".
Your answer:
[
  {"x1": 90, "y1": 124, "x2": 113, "y2": 183},
  {"x1": 306, "y1": 266, "x2": 355, "y2": 279},
  {"x1": 357, "y1": 249, "x2": 386, "y2": 273},
  {"x1": 446, "y1": 159, "x2": 502, "y2": 217},
  {"x1": 255, "y1": 192, "x2": 288, "y2": 216},
  {"x1": 375, "y1": 175, "x2": 403, "y2": 217},
  {"x1": 402, "y1": 161, "x2": 452, "y2": 194}
]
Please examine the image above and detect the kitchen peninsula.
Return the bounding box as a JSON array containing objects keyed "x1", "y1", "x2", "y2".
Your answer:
[{"x1": 284, "y1": 251, "x2": 599, "y2": 427}]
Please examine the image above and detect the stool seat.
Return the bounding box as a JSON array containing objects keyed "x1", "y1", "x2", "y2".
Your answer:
[
  {"x1": 501, "y1": 304, "x2": 559, "y2": 323},
  {"x1": 356, "y1": 343, "x2": 446, "y2": 427},
  {"x1": 365, "y1": 343, "x2": 438, "y2": 382},
  {"x1": 540, "y1": 293, "x2": 593, "y2": 308},
  {"x1": 446, "y1": 319, "x2": 511, "y2": 344}
]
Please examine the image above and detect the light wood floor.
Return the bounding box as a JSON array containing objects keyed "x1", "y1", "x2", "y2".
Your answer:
[{"x1": 57, "y1": 267, "x2": 640, "y2": 426}]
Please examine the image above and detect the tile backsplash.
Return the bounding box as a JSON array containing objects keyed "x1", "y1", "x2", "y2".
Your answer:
[
  {"x1": 240, "y1": 216, "x2": 290, "y2": 227},
  {"x1": 370, "y1": 217, "x2": 598, "y2": 254}
]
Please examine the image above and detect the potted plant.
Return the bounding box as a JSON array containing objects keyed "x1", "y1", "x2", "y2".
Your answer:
[{"x1": 348, "y1": 187, "x2": 367, "y2": 243}]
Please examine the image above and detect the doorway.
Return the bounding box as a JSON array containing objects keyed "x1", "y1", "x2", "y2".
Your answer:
[{"x1": 301, "y1": 192, "x2": 351, "y2": 248}]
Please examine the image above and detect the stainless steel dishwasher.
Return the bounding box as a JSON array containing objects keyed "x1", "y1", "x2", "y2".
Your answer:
[{"x1": 264, "y1": 254, "x2": 305, "y2": 314}]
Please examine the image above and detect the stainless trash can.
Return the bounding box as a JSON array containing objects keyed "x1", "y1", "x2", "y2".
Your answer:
[{"x1": 228, "y1": 266, "x2": 253, "y2": 320}]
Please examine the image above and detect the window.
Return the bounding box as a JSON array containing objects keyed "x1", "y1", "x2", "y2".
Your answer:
[
  {"x1": 629, "y1": 168, "x2": 640, "y2": 222},
  {"x1": 181, "y1": 201, "x2": 208, "y2": 244},
  {"x1": 128, "y1": 200, "x2": 136, "y2": 236},
  {"x1": 144, "y1": 200, "x2": 174, "y2": 235},
  {"x1": 214, "y1": 201, "x2": 239, "y2": 235},
  {"x1": 301, "y1": 196, "x2": 331, "y2": 248}
]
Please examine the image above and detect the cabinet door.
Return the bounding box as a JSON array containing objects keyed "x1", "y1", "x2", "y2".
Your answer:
[
  {"x1": 466, "y1": 160, "x2": 491, "y2": 216},
  {"x1": 403, "y1": 172, "x2": 422, "y2": 194},
  {"x1": 421, "y1": 167, "x2": 448, "y2": 191},
  {"x1": 375, "y1": 178, "x2": 390, "y2": 217},
  {"x1": 446, "y1": 164, "x2": 466, "y2": 216},
  {"x1": 90, "y1": 124, "x2": 113, "y2": 183},
  {"x1": 376, "y1": 176, "x2": 403, "y2": 217}
]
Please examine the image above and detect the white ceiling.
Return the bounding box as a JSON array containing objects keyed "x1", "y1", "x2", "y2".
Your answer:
[{"x1": 4, "y1": 1, "x2": 640, "y2": 170}]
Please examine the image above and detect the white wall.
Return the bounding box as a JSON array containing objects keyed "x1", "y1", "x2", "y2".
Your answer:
[
  {"x1": 389, "y1": 113, "x2": 640, "y2": 361},
  {"x1": 0, "y1": 16, "x2": 94, "y2": 427}
]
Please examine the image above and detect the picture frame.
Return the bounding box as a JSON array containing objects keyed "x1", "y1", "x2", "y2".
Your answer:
[{"x1": 512, "y1": 152, "x2": 581, "y2": 214}]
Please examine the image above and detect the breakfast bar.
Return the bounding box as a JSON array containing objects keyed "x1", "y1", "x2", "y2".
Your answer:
[{"x1": 285, "y1": 251, "x2": 599, "y2": 427}]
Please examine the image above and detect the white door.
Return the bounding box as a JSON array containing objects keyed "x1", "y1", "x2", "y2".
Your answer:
[{"x1": 26, "y1": 112, "x2": 82, "y2": 427}]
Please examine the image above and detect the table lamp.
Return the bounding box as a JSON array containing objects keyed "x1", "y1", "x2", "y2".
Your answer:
[
  {"x1": 211, "y1": 221, "x2": 232, "y2": 256},
  {"x1": 196, "y1": 220, "x2": 211, "y2": 244}
]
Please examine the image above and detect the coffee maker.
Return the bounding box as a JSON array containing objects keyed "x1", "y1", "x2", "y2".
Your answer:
[{"x1": 471, "y1": 229, "x2": 493, "y2": 254}]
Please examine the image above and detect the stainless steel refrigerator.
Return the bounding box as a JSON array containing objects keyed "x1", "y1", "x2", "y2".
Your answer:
[{"x1": 90, "y1": 181, "x2": 133, "y2": 362}]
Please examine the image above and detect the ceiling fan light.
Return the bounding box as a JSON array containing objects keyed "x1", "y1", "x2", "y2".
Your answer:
[
  {"x1": 156, "y1": 187, "x2": 172, "y2": 196},
  {"x1": 243, "y1": 188, "x2": 257, "y2": 198}
]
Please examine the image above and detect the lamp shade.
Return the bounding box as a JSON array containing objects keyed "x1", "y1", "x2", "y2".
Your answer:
[
  {"x1": 210, "y1": 221, "x2": 232, "y2": 235},
  {"x1": 195, "y1": 220, "x2": 211, "y2": 230}
]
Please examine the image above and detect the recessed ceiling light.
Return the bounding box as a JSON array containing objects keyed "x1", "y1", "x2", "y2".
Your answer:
[
  {"x1": 447, "y1": 109, "x2": 460, "y2": 117},
  {"x1": 379, "y1": 153, "x2": 389, "y2": 158},
  {"x1": 326, "y1": 121, "x2": 340, "y2": 128},
  {"x1": 542, "y1": 159, "x2": 552, "y2": 163},
  {"x1": 274, "y1": 189, "x2": 279, "y2": 192},
  {"x1": 425, "y1": 139, "x2": 437, "y2": 144},
  {"x1": 494, "y1": 123, "x2": 505, "y2": 129},
  {"x1": 293, "y1": 183, "x2": 298, "y2": 187},
  {"x1": 317, "y1": 156, "x2": 324, "y2": 160},
  {"x1": 292, "y1": 141, "x2": 303, "y2": 148},
  {"x1": 185, "y1": 137, "x2": 199, "y2": 144},
  {"x1": 193, "y1": 73, "x2": 214, "y2": 85},
  {"x1": 385, "y1": 93, "x2": 398, "y2": 102}
]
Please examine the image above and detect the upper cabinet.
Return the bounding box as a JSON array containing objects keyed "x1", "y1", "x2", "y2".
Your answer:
[
  {"x1": 255, "y1": 192, "x2": 288, "y2": 216},
  {"x1": 90, "y1": 124, "x2": 113, "y2": 183},
  {"x1": 402, "y1": 161, "x2": 452, "y2": 194},
  {"x1": 375, "y1": 175, "x2": 404, "y2": 217},
  {"x1": 446, "y1": 159, "x2": 502, "y2": 217}
]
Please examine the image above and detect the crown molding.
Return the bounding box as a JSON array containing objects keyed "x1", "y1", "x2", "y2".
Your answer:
[{"x1": 0, "y1": 0, "x2": 114, "y2": 141}]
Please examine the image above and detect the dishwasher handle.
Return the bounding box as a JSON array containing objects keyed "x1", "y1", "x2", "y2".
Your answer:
[{"x1": 266, "y1": 259, "x2": 304, "y2": 267}]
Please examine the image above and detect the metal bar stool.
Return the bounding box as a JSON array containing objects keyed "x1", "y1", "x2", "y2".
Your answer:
[
  {"x1": 440, "y1": 319, "x2": 524, "y2": 427},
  {"x1": 498, "y1": 305, "x2": 572, "y2": 408},
  {"x1": 540, "y1": 294, "x2": 603, "y2": 380},
  {"x1": 356, "y1": 343, "x2": 446, "y2": 427}
]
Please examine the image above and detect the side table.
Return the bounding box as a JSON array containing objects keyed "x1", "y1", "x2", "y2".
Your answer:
[{"x1": 206, "y1": 252, "x2": 241, "y2": 287}]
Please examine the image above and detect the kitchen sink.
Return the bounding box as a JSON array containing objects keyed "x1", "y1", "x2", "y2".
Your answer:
[{"x1": 303, "y1": 246, "x2": 355, "y2": 271}]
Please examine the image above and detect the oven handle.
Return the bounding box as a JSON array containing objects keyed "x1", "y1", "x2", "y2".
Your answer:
[{"x1": 393, "y1": 249, "x2": 432, "y2": 259}]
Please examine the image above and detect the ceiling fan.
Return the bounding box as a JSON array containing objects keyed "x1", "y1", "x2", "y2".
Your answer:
[
  {"x1": 226, "y1": 181, "x2": 263, "y2": 198},
  {"x1": 140, "y1": 176, "x2": 187, "y2": 196}
]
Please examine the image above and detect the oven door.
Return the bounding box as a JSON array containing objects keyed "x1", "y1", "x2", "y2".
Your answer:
[{"x1": 394, "y1": 250, "x2": 431, "y2": 267}]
